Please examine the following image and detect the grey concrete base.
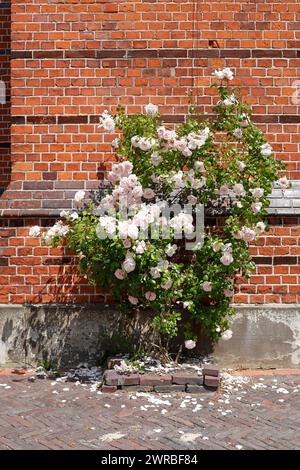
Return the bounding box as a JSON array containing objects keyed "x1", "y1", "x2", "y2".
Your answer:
[
  {"x1": 1, "y1": 303, "x2": 300, "y2": 368},
  {"x1": 0, "y1": 304, "x2": 155, "y2": 368},
  {"x1": 214, "y1": 305, "x2": 300, "y2": 368}
]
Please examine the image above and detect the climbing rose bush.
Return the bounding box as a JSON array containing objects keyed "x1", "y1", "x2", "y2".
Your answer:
[{"x1": 31, "y1": 69, "x2": 287, "y2": 352}]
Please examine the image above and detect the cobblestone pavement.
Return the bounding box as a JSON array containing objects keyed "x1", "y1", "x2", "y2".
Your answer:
[{"x1": 0, "y1": 372, "x2": 300, "y2": 450}]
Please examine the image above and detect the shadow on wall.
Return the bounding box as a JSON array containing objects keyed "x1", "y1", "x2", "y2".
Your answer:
[
  {"x1": 0, "y1": 1, "x2": 11, "y2": 195},
  {"x1": 1, "y1": 304, "x2": 157, "y2": 368}
]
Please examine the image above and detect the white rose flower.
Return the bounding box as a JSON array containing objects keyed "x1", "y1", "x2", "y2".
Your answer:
[
  {"x1": 114, "y1": 269, "x2": 125, "y2": 280},
  {"x1": 185, "y1": 340, "x2": 196, "y2": 350},
  {"x1": 143, "y1": 188, "x2": 155, "y2": 199},
  {"x1": 161, "y1": 279, "x2": 173, "y2": 290},
  {"x1": 261, "y1": 143, "x2": 273, "y2": 157},
  {"x1": 222, "y1": 67, "x2": 234, "y2": 80},
  {"x1": 187, "y1": 195, "x2": 198, "y2": 204},
  {"x1": 219, "y1": 184, "x2": 230, "y2": 196},
  {"x1": 277, "y1": 176, "x2": 289, "y2": 189},
  {"x1": 29, "y1": 225, "x2": 41, "y2": 237},
  {"x1": 256, "y1": 222, "x2": 266, "y2": 233},
  {"x1": 202, "y1": 281, "x2": 212, "y2": 292},
  {"x1": 131, "y1": 136, "x2": 140, "y2": 147},
  {"x1": 123, "y1": 239, "x2": 131, "y2": 249},
  {"x1": 144, "y1": 103, "x2": 158, "y2": 115},
  {"x1": 212, "y1": 240, "x2": 223, "y2": 252},
  {"x1": 150, "y1": 267, "x2": 160, "y2": 279},
  {"x1": 74, "y1": 190, "x2": 85, "y2": 202},
  {"x1": 220, "y1": 253, "x2": 234, "y2": 266},
  {"x1": 128, "y1": 295, "x2": 139, "y2": 305},
  {"x1": 233, "y1": 128, "x2": 243, "y2": 139},
  {"x1": 182, "y1": 147, "x2": 192, "y2": 157},
  {"x1": 135, "y1": 241, "x2": 146, "y2": 254},
  {"x1": 233, "y1": 183, "x2": 245, "y2": 196},
  {"x1": 127, "y1": 223, "x2": 139, "y2": 240},
  {"x1": 235, "y1": 226, "x2": 256, "y2": 242},
  {"x1": 224, "y1": 288, "x2": 234, "y2": 298},
  {"x1": 70, "y1": 212, "x2": 79, "y2": 221},
  {"x1": 60, "y1": 210, "x2": 69, "y2": 218},
  {"x1": 221, "y1": 329, "x2": 233, "y2": 341},
  {"x1": 212, "y1": 69, "x2": 225, "y2": 80},
  {"x1": 145, "y1": 291, "x2": 156, "y2": 301},
  {"x1": 122, "y1": 256, "x2": 136, "y2": 273},
  {"x1": 99, "y1": 111, "x2": 115, "y2": 132},
  {"x1": 157, "y1": 259, "x2": 169, "y2": 270},
  {"x1": 139, "y1": 138, "x2": 155, "y2": 151},
  {"x1": 111, "y1": 138, "x2": 120, "y2": 149},
  {"x1": 250, "y1": 187, "x2": 264, "y2": 199},
  {"x1": 223, "y1": 94, "x2": 238, "y2": 106},
  {"x1": 166, "y1": 244, "x2": 177, "y2": 257},
  {"x1": 150, "y1": 152, "x2": 162, "y2": 166},
  {"x1": 236, "y1": 160, "x2": 246, "y2": 171},
  {"x1": 251, "y1": 202, "x2": 262, "y2": 214},
  {"x1": 194, "y1": 161, "x2": 206, "y2": 173}
]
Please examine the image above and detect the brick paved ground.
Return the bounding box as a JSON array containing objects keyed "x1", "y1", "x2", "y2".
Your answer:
[{"x1": 0, "y1": 372, "x2": 300, "y2": 450}]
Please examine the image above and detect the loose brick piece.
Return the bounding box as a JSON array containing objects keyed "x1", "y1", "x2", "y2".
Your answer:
[
  {"x1": 104, "y1": 370, "x2": 140, "y2": 386},
  {"x1": 101, "y1": 385, "x2": 117, "y2": 393},
  {"x1": 103, "y1": 370, "x2": 119, "y2": 386},
  {"x1": 172, "y1": 373, "x2": 203, "y2": 386},
  {"x1": 106, "y1": 356, "x2": 125, "y2": 370},
  {"x1": 122, "y1": 374, "x2": 140, "y2": 386},
  {"x1": 202, "y1": 365, "x2": 219, "y2": 377},
  {"x1": 140, "y1": 375, "x2": 172, "y2": 386},
  {"x1": 154, "y1": 385, "x2": 185, "y2": 393},
  {"x1": 204, "y1": 375, "x2": 220, "y2": 389}
]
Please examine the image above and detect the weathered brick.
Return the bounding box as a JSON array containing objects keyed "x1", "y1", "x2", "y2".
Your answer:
[
  {"x1": 202, "y1": 365, "x2": 219, "y2": 378},
  {"x1": 140, "y1": 375, "x2": 172, "y2": 386},
  {"x1": 204, "y1": 375, "x2": 220, "y2": 389}
]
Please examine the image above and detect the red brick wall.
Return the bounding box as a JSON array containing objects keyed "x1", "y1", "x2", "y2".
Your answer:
[
  {"x1": 1, "y1": 0, "x2": 300, "y2": 304},
  {"x1": 0, "y1": 1, "x2": 10, "y2": 192}
]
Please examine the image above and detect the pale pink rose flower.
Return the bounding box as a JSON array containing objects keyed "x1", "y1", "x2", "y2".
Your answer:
[
  {"x1": 220, "y1": 253, "x2": 234, "y2": 266},
  {"x1": 122, "y1": 256, "x2": 136, "y2": 273},
  {"x1": 250, "y1": 187, "x2": 264, "y2": 199},
  {"x1": 123, "y1": 239, "x2": 131, "y2": 249},
  {"x1": 143, "y1": 188, "x2": 155, "y2": 199},
  {"x1": 185, "y1": 340, "x2": 196, "y2": 350},
  {"x1": 251, "y1": 202, "x2": 262, "y2": 214},
  {"x1": 202, "y1": 281, "x2": 212, "y2": 292},
  {"x1": 145, "y1": 291, "x2": 156, "y2": 301},
  {"x1": 224, "y1": 288, "x2": 234, "y2": 298},
  {"x1": 128, "y1": 295, "x2": 139, "y2": 305},
  {"x1": 221, "y1": 329, "x2": 233, "y2": 340},
  {"x1": 161, "y1": 280, "x2": 173, "y2": 290},
  {"x1": 114, "y1": 269, "x2": 125, "y2": 280},
  {"x1": 144, "y1": 103, "x2": 158, "y2": 115},
  {"x1": 29, "y1": 225, "x2": 41, "y2": 237}
]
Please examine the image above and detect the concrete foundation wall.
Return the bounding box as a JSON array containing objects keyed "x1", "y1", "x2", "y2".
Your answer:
[{"x1": 1, "y1": 304, "x2": 300, "y2": 368}]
